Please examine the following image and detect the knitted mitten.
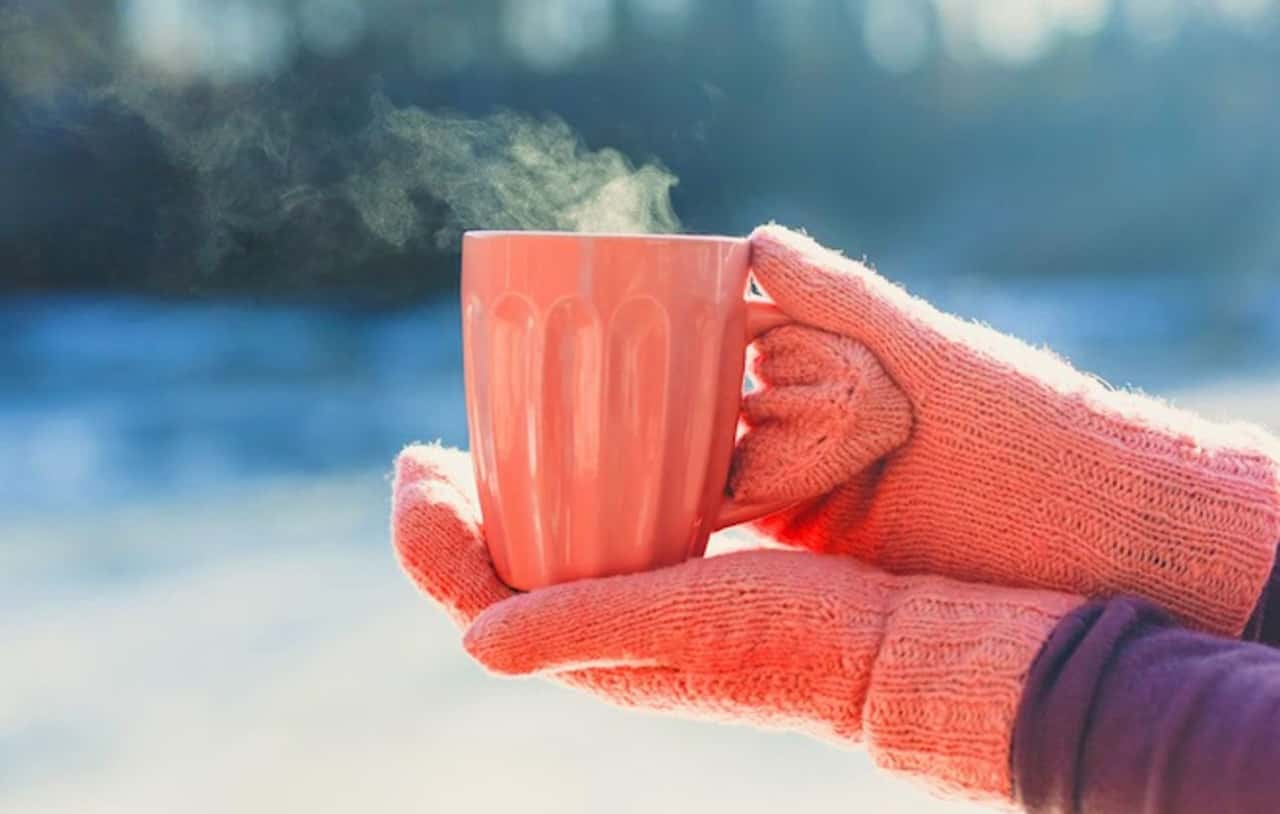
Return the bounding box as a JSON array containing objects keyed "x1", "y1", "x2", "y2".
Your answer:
[
  {"x1": 733, "y1": 224, "x2": 1280, "y2": 636},
  {"x1": 393, "y1": 443, "x2": 1084, "y2": 804}
]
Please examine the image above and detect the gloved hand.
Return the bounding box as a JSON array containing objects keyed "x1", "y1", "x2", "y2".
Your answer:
[
  {"x1": 734, "y1": 225, "x2": 1280, "y2": 635},
  {"x1": 393, "y1": 443, "x2": 1085, "y2": 804}
]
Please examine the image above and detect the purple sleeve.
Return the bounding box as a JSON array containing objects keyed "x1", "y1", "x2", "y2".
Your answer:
[
  {"x1": 1243, "y1": 560, "x2": 1280, "y2": 646},
  {"x1": 1012, "y1": 590, "x2": 1280, "y2": 814}
]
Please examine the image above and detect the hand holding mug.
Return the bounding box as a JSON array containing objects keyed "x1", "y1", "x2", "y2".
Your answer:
[
  {"x1": 736, "y1": 225, "x2": 1279, "y2": 636},
  {"x1": 393, "y1": 224, "x2": 1280, "y2": 805}
]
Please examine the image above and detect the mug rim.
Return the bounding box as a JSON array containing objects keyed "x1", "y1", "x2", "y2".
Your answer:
[{"x1": 463, "y1": 229, "x2": 745, "y2": 244}]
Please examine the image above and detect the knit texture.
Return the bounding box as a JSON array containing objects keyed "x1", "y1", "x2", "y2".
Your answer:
[
  {"x1": 735, "y1": 224, "x2": 1280, "y2": 636},
  {"x1": 393, "y1": 443, "x2": 1083, "y2": 803}
]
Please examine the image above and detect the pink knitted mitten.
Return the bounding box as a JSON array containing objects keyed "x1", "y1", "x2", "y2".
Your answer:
[
  {"x1": 393, "y1": 444, "x2": 1084, "y2": 803},
  {"x1": 736, "y1": 225, "x2": 1280, "y2": 635}
]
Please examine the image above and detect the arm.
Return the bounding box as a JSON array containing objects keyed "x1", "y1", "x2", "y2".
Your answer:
[{"x1": 1014, "y1": 576, "x2": 1280, "y2": 814}]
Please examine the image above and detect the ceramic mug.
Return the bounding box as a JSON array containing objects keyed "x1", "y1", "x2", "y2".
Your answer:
[{"x1": 462, "y1": 231, "x2": 793, "y2": 591}]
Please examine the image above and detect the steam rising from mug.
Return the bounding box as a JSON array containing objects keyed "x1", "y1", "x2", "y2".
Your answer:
[
  {"x1": 100, "y1": 80, "x2": 681, "y2": 265},
  {"x1": 349, "y1": 97, "x2": 680, "y2": 247},
  {"x1": 0, "y1": 5, "x2": 681, "y2": 282}
]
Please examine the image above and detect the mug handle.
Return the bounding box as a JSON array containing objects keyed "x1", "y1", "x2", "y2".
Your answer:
[{"x1": 713, "y1": 298, "x2": 798, "y2": 530}]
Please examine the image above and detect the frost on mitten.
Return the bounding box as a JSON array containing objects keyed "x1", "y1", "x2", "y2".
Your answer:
[{"x1": 733, "y1": 224, "x2": 1280, "y2": 636}]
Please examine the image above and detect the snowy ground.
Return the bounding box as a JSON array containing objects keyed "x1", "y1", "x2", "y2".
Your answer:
[
  {"x1": 3, "y1": 295, "x2": 1277, "y2": 813},
  {"x1": 2, "y1": 471, "x2": 999, "y2": 814}
]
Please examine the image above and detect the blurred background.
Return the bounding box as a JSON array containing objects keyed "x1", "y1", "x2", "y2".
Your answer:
[{"x1": 3, "y1": 1, "x2": 1279, "y2": 812}]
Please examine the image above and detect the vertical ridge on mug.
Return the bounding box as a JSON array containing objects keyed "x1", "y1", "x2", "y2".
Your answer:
[
  {"x1": 542, "y1": 297, "x2": 603, "y2": 583},
  {"x1": 602, "y1": 296, "x2": 670, "y2": 575}
]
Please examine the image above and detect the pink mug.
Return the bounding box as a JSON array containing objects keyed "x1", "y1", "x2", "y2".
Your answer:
[{"x1": 461, "y1": 231, "x2": 793, "y2": 591}]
